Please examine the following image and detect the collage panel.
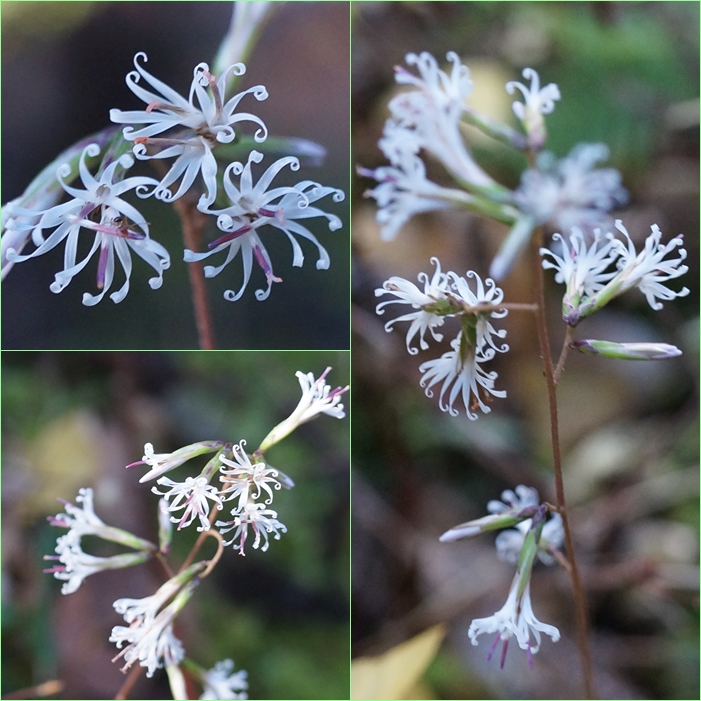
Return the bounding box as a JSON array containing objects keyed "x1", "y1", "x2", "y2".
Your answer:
[
  {"x1": 2, "y1": 350, "x2": 349, "y2": 700},
  {"x1": 351, "y1": 2, "x2": 698, "y2": 700},
  {"x1": 2, "y1": 2, "x2": 350, "y2": 350}
]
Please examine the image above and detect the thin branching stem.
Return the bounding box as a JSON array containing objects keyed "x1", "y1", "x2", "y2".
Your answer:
[
  {"x1": 531, "y1": 229, "x2": 596, "y2": 699},
  {"x1": 554, "y1": 326, "x2": 575, "y2": 384}
]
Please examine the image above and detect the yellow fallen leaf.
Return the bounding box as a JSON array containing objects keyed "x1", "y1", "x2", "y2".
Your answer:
[{"x1": 351, "y1": 624, "x2": 446, "y2": 700}]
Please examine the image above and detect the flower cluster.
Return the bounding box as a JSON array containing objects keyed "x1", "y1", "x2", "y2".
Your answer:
[
  {"x1": 3, "y1": 5, "x2": 344, "y2": 305},
  {"x1": 541, "y1": 219, "x2": 689, "y2": 350},
  {"x1": 43, "y1": 367, "x2": 347, "y2": 691},
  {"x1": 375, "y1": 258, "x2": 508, "y2": 419},
  {"x1": 441, "y1": 486, "x2": 563, "y2": 668},
  {"x1": 43, "y1": 487, "x2": 156, "y2": 594}
]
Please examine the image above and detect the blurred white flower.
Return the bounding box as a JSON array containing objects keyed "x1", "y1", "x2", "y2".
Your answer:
[
  {"x1": 359, "y1": 148, "x2": 473, "y2": 241},
  {"x1": 199, "y1": 659, "x2": 249, "y2": 700},
  {"x1": 515, "y1": 143, "x2": 627, "y2": 233}
]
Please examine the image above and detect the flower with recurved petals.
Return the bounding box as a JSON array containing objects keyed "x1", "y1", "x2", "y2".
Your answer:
[
  {"x1": 506, "y1": 67, "x2": 560, "y2": 150},
  {"x1": 604, "y1": 220, "x2": 689, "y2": 311},
  {"x1": 388, "y1": 52, "x2": 495, "y2": 188},
  {"x1": 375, "y1": 257, "x2": 453, "y2": 355},
  {"x1": 219, "y1": 441, "x2": 281, "y2": 509},
  {"x1": 258, "y1": 367, "x2": 348, "y2": 451},
  {"x1": 110, "y1": 52, "x2": 268, "y2": 204},
  {"x1": 216, "y1": 501, "x2": 287, "y2": 555},
  {"x1": 44, "y1": 538, "x2": 150, "y2": 594},
  {"x1": 3, "y1": 144, "x2": 168, "y2": 305},
  {"x1": 152, "y1": 475, "x2": 224, "y2": 531},
  {"x1": 358, "y1": 148, "x2": 475, "y2": 241},
  {"x1": 469, "y1": 577, "x2": 560, "y2": 668},
  {"x1": 186, "y1": 150, "x2": 344, "y2": 301},
  {"x1": 419, "y1": 333, "x2": 506, "y2": 420}
]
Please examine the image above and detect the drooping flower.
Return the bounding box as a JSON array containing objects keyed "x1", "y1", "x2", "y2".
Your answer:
[
  {"x1": 419, "y1": 333, "x2": 506, "y2": 420},
  {"x1": 185, "y1": 150, "x2": 344, "y2": 301},
  {"x1": 2, "y1": 144, "x2": 169, "y2": 305},
  {"x1": 110, "y1": 52, "x2": 268, "y2": 204},
  {"x1": 152, "y1": 475, "x2": 224, "y2": 531},
  {"x1": 110, "y1": 573, "x2": 201, "y2": 677},
  {"x1": 199, "y1": 659, "x2": 249, "y2": 700},
  {"x1": 440, "y1": 485, "x2": 541, "y2": 542},
  {"x1": 375, "y1": 257, "x2": 453, "y2": 354},
  {"x1": 468, "y1": 577, "x2": 560, "y2": 668}
]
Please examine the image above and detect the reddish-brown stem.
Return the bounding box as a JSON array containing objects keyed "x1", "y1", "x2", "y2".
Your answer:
[
  {"x1": 172, "y1": 197, "x2": 216, "y2": 350},
  {"x1": 531, "y1": 231, "x2": 596, "y2": 699},
  {"x1": 554, "y1": 326, "x2": 575, "y2": 385},
  {"x1": 114, "y1": 664, "x2": 142, "y2": 700},
  {"x1": 178, "y1": 506, "x2": 221, "y2": 574}
]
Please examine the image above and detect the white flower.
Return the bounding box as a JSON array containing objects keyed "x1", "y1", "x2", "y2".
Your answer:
[
  {"x1": 219, "y1": 441, "x2": 281, "y2": 508},
  {"x1": 387, "y1": 52, "x2": 495, "y2": 187},
  {"x1": 3, "y1": 144, "x2": 169, "y2": 305},
  {"x1": 216, "y1": 501, "x2": 287, "y2": 555},
  {"x1": 110, "y1": 578, "x2": 198, "y2": 677},
  {"x1": 515, "y1": 143, "x2": 627, "y2": 233},
  {"x1": 419, "y1": 333, "x2": 506, "y2": 420},
  {"x1": 359, "y1": 147, "x2": 474, "y2": 241},
  {"x1": 258, "y1": 367, "x2": 348, "y2": 451},
  {"x1": 605, "y1": 220, "x2": 689, "y2": 311},
  {"x1": 375, "y1": 257, "x2": 452, "y2": 354},
  {"x1": 487, "y1": 485, "x2": 540, "y2": 515},
  {"x1": 152, "y1": 475, "x2": 224, "y2": 531},
  {"x1": 469, "y1": 577, "x2": 560, "y2": 667},
  {"x1": 439, "y1": 485, "x2": 542, "y2": 543},
  {"x1": 44, "y1": 538, "x2": 150, "y2": 594},
  {"x1": 129, "y1": 441, "x2": 225, "y2": 483},
  {"x1": 47, "y1": 487, "x2": 155, "y2": 551},
  {"x1": 110, "y1": 52, "x2": 268, "y2": 204},
  {"x1": 449, "y1": 270, "x2": 509, "y2": 356},
  {"x1": 186, "y1": 150, "x2": 344, "y2": 301},
  {"x1": 506, "y1": 67, "x2": 561, "y2": 121},
  {"x1": 200, "y1": 659, "x2": 249, "y2": 700},
  {"x1": 111, "y1": 618, "x2": 185, "y2": 678},
  {"x1": 540, "y1": 226, "x2": 618, "y2": 324},
  {"x1": 496, "y1": 513, "x2": 564, "y2": 566}
]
